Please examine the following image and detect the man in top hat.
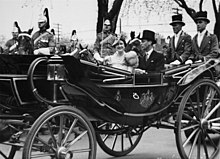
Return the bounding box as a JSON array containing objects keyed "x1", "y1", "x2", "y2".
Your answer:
[
  {"x1": 166, "y1": 14, "x2": 192, "y2": 65},
  {"x1": 93, "y1": 19, "x2": 117, "y2": 62},
  {"x1": 32, "y1": 8, "x2": 55, "y2": 55},
  {"x1": 136, "y1": 30, "x2": 165, "y2": 73},
  {"x1": 185, "y1": 11, "x2": 219, "y2": 64},
  {"x1": 4, "y1": 22, "x2": 20, "y2": 54}
]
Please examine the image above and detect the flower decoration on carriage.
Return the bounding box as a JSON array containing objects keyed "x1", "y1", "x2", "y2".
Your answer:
[
  {"x1": 114, "y1": 90, "x2": 121, "y2": 101},
  {"x1": 140, "y1": 90, "x2": 155, "y2": 109}
]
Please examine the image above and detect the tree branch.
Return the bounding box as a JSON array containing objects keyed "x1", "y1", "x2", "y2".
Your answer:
[
  {"x1": 174, "y1": 0, "x2": 196, "y2": 22},
  {"x1": 199, "y1": 0, "x2": 204, "y2": 11}
]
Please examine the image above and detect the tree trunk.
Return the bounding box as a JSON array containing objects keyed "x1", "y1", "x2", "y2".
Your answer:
[
  {"x1": 212, "y1": 0, "x2": 220, "y2": 41},
  {"x1": 96, "y1": 0, "x2": 124, "y2": 34}
]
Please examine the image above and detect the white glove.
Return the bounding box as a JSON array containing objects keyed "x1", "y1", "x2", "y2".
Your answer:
[
  {"x1": 185, "y1": 59, "x2": 193, "y2": 64},
  {"x1": 93, "y1": 52, "x2": 103, "y2": 62},
  {"x1": 9, "y1": 42, "x2": 18, "y2": 51},
  {"x1": 135, "y1": 68, "x2": 146, "y2": 74},
  {"x1": 34, "y1": 48, "x2": 50, "y2": 55},
  {"x1": 170, "y1": 60, "x2": 181, "y2": 65}
]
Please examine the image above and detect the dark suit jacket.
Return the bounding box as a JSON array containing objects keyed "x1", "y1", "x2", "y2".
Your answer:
[
  {"x1": 138, "y1": 50, "x2": 165, "y2": 73},
  {"x1": 189, "y1": 31, "x2": 219, "y2": 61},
  {"x1": 166, "y1": 31, "x2": 192, "y2": 64}
]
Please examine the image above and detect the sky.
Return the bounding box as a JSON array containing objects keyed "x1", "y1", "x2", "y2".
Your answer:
[{"x1": 0, "y1": 0, "x2": 215, "y2": 45}]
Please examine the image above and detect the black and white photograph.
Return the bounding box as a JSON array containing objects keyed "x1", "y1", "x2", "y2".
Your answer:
[{"x1": 0, "y1": 0, "x2": 220, "y2": 159}]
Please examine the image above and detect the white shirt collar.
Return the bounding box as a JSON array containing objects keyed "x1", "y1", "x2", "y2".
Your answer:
[
  {"x1": 175, "y1": 30, "x2": 182, "y2": 38},
  {"x1": 146, "y1": 48, "x2": 153, "y2": 57},
  {"x1": 198, "y1": 29, "x2": 206, "y2": 36}
]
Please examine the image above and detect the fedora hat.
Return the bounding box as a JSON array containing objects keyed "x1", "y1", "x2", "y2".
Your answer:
[
  {"x1": 140, "y1": 30, "x2": 156, "y2": 44},
  {"x1": 170, "y1": 14, "x2": 185, "y2": 26},
  {"x1": 194, "y1": 11, "x2": 210, "y2": 23}
]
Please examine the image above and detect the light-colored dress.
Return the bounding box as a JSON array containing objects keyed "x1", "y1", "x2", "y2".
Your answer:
[{"x1": 105, "y1": 51, "x2": 128, "y2": 71}]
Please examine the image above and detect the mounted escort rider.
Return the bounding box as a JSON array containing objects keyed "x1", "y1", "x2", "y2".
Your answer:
[
  {"x1": 32, "y1": 8, "x2": 55, "y2": 55},
  {"x1": 4, "y1": 22, "x2": 20, "y2": 54},
  {"x1": 93, "y1": 19, "x2": 117, "y2": 62}
]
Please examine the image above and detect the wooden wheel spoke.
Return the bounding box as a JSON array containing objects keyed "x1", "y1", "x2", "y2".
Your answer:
[
  {"x1": 44, "y1": 121, "x2": 57, "y2": 149},
  {"x1": 183, "y1": 128, "x2": 199, "y2": 147},
  {"x1": 111, "y1": 134, "x2": 118, "y2": 151},
  {"x1": 205, "y1": 131, "x2": 218, "y2": 149},
  {"x1": 62, "y1": 118, "x2": 78, "y2": 145},
  {"x1": 201, "y1": 131, "x2": 209, "y2": 158},
  {"x1": 202, "y1": 85, "x2": 209, "y2": 115},
  {"x1": 182, "y1": 112, "x2": 198, "y2": 123},
  {"x1": 197, "y1": 134, "x2": 201, "y2": 159},
  {"x1": 121, "y1": 134, "x2": 124, "y2": 151},
  {"x1": 196, "y1": 88, "x2": 201, "y2": 117},
  {"x1": 58, "y1": 115, "x2": 64, "y2": 146},
  {"x1": 188, "y1": 130, "x2": 200, "y2": 158}
]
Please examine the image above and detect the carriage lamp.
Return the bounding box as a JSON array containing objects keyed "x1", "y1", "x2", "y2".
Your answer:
[
  {"x1": 47, "y1": 55, "x2": 66, "y2": 103},
  {"x1": 47, "y1": 55, "x2": 66, "y2": 81}
]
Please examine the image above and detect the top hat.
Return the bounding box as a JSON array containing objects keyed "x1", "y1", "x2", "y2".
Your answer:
[
  {"x1": 194, "y1": 11, "x2": 210, "y2": 23},
  {"x1": 170, "y1": 14, "x2": 185, "y2": 26},
  {"x1": 140, "y1": 30, "x2": 156, "y2": 44}
]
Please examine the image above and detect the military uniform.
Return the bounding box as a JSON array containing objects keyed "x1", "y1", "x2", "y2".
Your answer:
[
  {"x1": 94, "y1": 32, "x2": 117, "y2": 58},
  {"x1": 32, "y1": 30, "x2": 55, "y2": 51},
  {"x1": 4, "y1": 38, "x2": 19, "y2": 54}
]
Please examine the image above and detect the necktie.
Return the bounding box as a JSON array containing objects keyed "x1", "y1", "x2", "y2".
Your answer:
[{"x1": 145, "y1": 53, "x2": 149, "y2": 61}]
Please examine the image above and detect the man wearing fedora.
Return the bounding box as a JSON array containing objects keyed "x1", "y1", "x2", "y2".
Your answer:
[
  {"x1": 136, "y1": 30, "x2": 165, "y2": 73},
  {"x1": 166, "y1": 14, "x2": 192, "y2": 65},
  {"x1": 185, "y1": 11, "x2": 219, "y2": 64}
]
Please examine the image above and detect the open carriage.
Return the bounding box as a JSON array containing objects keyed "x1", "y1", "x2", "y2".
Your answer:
[{"x1": 0, "y1": 54, "x2": 220, "y2": 159}]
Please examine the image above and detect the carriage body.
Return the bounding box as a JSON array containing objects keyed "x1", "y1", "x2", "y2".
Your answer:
[{"x1": 0, "y1": 54, "x2": 219, "y2": 159}]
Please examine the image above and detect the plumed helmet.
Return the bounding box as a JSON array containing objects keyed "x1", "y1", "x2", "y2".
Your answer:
[
  {"x1": 38, "y1": 14, "x2": 47, "y2": 23},
  {"x1": 12, "y1": 21, "x2": 20, "y2": 33},
  {"x1": 38, "y1": 8, "x2": 50, "y2": 29}
]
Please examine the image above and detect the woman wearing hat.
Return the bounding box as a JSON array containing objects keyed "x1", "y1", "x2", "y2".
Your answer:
[
  {"x1": 104, "y1": 36, "x2": 139, "y2": 73},
  {"x1": 185, "y1": 11, "x2": 219, "y2": 64},
  {"x1": 166, "y1": 14, "x2": 192, "y2": 65},
  {"x1": 136, "y1": 30, "x2": 165, "y2": 74}
]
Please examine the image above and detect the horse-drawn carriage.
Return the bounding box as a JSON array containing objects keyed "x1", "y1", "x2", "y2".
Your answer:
[{"x1": 0, "y1": 53, "x2": 220, "y2": 159}]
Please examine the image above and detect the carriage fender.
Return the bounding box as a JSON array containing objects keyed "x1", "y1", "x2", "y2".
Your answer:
[
  {"x1": 178, "y1": 58, "x2": 220, "y2": 85},
  {"x1": 61, "y1": 83, "x2": 87, "y2": 97}
]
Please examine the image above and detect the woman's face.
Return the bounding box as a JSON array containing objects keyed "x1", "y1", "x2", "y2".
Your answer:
[{"x1": 115, "y1": 40, "x2": 125, "y2": 52}]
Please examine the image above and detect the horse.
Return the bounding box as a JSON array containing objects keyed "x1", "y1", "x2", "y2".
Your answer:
[
  {"x1": 17, "y1": 29, "x2": 33, "y2": 55},
  {"x1": 12, "y1": 21, "x2": 33, "y2": 55}
]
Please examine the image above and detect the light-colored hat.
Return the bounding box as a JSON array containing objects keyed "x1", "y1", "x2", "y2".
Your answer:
[
  {"x1": 12, "y1": 26, "x2": 19, "y2": 33},
  {"x1": 38, "y1": 14, "x2": 47, "y2": 23},
  {"x1": 104, "y1": 19, "x2": 111, "y2": 25},
  {"x1": 71, "y1": 34, "x2": 78, "y2": 41}
]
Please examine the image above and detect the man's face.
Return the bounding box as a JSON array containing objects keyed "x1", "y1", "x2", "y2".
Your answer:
[
  {"x1": 12, "y1": 32, "x2": 18, "y2": 39},
  {"x1": 196, "y1": 20, "x2": 207, "y2": 32},
  {"x1": 172, "y1": 23, "x2": 182, "y2": 34},
  {"x1": 103, "y1": 24, "x2": 111, "y2": 32},
  {"x1": 141, "y1": 39, "x2": 152, "y2": 51},
  {"x1": 38, "y1": 21, "x2": 46, "y2": 29},
  {"x1": 115, "y1": 40, "x2": 125, "y2": 52}
]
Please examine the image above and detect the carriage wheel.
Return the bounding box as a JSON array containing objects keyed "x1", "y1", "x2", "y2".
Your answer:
[
  {"x1": 22, "y1": 106, "x2": 96, "y2": 159},
  {"x1": 94, "y1": 122, "x2": 143, "y2": 157},
  {"x1": 176, "y1": 79, "x2": 220, "y2": 159}
]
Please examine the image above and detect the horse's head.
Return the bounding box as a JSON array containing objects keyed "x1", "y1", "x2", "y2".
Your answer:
[{"x1": 17, "y1": 28, "x2": 33, "y2": 55}]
